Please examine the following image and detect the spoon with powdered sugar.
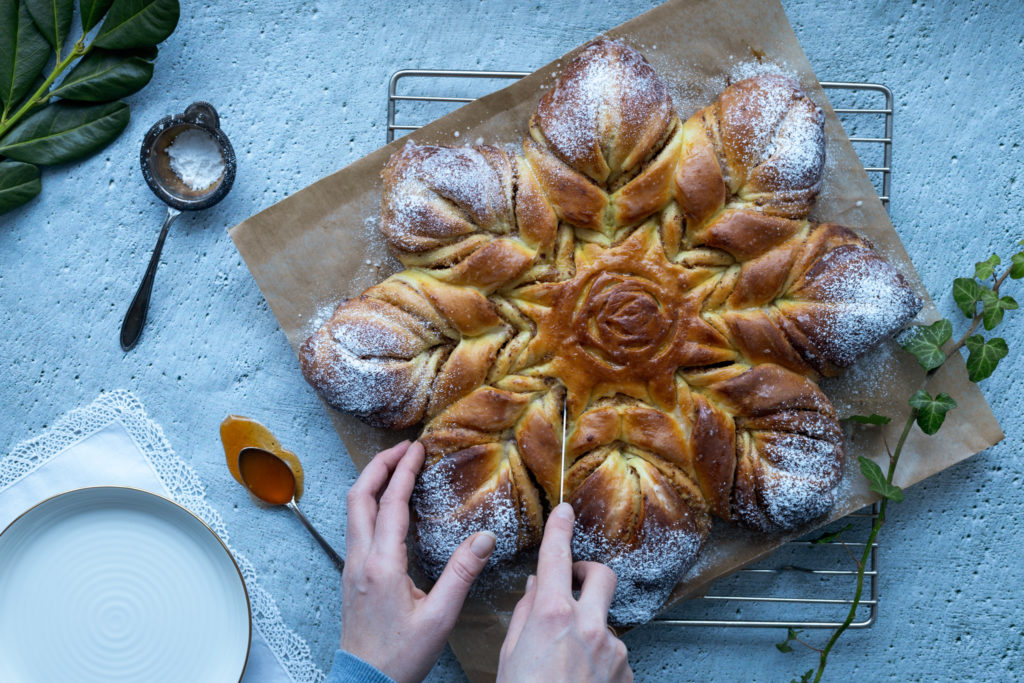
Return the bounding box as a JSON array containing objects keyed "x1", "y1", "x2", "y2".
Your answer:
[{"x1": 120, "y1": 102, "x2": 236, "y2": 351}]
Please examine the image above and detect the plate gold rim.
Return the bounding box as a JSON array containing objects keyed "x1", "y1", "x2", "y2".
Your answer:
[{"x1": 0, "y1": 485, "x2": 253, "y2": 682}]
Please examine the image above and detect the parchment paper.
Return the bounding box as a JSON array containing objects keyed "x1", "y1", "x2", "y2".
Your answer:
[{"x1": 229, "y1": 0, "x2": 1004, "y2": 679}]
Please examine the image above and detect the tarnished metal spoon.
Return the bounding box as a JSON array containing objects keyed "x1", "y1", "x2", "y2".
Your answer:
[{"x1": 120, "y1": 102, "x2": 236, "y2": 351}]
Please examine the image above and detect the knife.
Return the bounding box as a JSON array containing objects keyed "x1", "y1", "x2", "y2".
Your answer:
[{"x1": 559, "y1": 399, "x2": 567, "y2": 504}]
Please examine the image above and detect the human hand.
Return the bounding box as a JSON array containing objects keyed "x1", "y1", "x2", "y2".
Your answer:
[
  {"x1": 340, "y1": 440, "x2": 497, "y2": 683},
  {"x1": 497, "y1": 502, "x2": 633, "y2": 683}
]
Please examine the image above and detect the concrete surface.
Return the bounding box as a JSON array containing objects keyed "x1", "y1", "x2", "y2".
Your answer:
[{"x1": 2, "y1": 1, "x2": 1022, "y2": 680}]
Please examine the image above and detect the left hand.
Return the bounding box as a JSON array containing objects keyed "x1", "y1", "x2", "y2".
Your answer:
[{"x1": 340, "y1": 440, "x2": 497, "y2": 683}]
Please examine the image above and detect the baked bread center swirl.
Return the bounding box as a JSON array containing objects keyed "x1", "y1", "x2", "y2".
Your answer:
[
  {"x1": 520, "y1": 224, "x2": 734, "y2": 417},
  {"x1": 299, "y1": 39, "x2": 923, "y2": 625}
]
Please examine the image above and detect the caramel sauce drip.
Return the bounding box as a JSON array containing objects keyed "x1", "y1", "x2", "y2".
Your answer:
[{"x1": 220, "y1": 415, "x2": 304, "y2": 501}]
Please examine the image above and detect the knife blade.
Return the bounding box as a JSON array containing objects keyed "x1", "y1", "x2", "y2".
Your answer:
[{"x1": 559, "y1": 399, "x2": 567, "y2": 504}]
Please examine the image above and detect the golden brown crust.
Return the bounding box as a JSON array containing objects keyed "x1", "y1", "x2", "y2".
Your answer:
[{"x1": 300, "y1": 40, "x2": 923, "y2": 624}]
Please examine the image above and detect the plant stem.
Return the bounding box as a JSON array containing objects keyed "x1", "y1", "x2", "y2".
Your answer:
[
  {"x1": 0, "y1": 38, "x2": 89, "y2": 140},
  {"x1": 812, "y1": 411, "x2": 916, "y2": 682},
  {"x1": 811, "y1": 262, "x2": 1015, "y2": 681},
  {"x1": 947, "y1": 268, "x2": 1011, "y2": 356}
]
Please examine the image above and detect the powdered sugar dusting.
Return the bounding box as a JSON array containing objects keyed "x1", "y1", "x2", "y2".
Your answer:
[
  {"x1": 413, "y1": 455, "x2": 523, "y2": 580},
  {"x1": 804, "y1": 249, "x2": 922, "y2": 365},
  {"x1": 571, "y1": 518, "x2": 704, "y2": 626},
  {"x1": 383, "y1": 143, "x2": 510, "y2": 251},
  {"x1": 537, "y1": 41, "x2": 671, "y2": 180}
]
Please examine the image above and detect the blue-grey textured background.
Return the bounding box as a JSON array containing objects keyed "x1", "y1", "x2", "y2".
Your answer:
[{"x1": 2, "y1": 1, "x2": 1021, "y2": 680}]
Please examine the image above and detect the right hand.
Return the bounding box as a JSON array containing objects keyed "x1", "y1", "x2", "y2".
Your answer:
[{"x1": 496, "y1": 502, "x2": 633, "y2": 683}]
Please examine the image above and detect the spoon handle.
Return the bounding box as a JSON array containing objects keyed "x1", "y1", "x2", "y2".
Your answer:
[
  {"x1": 287, "y1": 500, "x2": 346, "y2": 571},
  {"x1": 120, "y1": 206, "x2": 182, "y2": 351}
]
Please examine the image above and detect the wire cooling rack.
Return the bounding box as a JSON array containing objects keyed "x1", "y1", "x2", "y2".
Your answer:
[{"x1": 387, "y1": 70, "x2": 893, "y2": 630}]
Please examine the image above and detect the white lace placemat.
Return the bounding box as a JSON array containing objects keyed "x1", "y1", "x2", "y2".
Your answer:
[{"x1": 0, "y1": 390, "x2": 326, "y2": 683}]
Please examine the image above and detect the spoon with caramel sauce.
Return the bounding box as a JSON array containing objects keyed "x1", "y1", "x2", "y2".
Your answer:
[
  {"x1": 220, "y1": 415, "x2": 343, "y2": 570},
  {"x1": 237, "y1": 447, "x2": 345, "y2": 570}
]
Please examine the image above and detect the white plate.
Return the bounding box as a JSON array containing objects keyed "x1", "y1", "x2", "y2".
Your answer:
[{"x1": 0, "y1": 487, "x2": 250, "y2": 682}]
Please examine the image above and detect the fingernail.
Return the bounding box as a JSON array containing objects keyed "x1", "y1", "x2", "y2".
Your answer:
[
  {"x1": 525, "y1": 575, "x2": 535, "y2": 591},
  {"x1": 471, "y1": 531, "x2": 497, "y2": 558},
  {"x1": 552, "y1": 502, "x2": 574, "y2": 522}
]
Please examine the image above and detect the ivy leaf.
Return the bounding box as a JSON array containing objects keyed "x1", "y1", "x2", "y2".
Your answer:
[
  {"x1": 858, "y1": 456, "x2": 904, "y2": 502},
  {"x1": 975, "y1": 254, "x2": 1001, "y2": 281},
  {"x1": 981, "y1": 293, "x2": 1018, "y2": 330},
  {"x1": 952, "y1": 277, "x2": 982, "y2": 318},
  {"x1": 93, "y1": 0, "x2": 180, "y2": 50},
  {"x1": 776, "y1": 627, "x2": 802, "y2": 654},
  {"x1": 792, "y1": 670, "x2": 814, "y2": 683},
  {"x1": 0, "y1": 0, "x2": 51, "y2": 110},
  {"x1": 0, "y1": 160, "x2": 42, "y2": 214},
  {"x1": 0, "y1": 100, "x2": 129, "y2": 164},
  {"x1": 843, "y1": 414, "x2": 892, "y2": 425},
  {"x1": 908, "y1": 390, "x2": 957, "y2": 435},
  {"x1": 25, "y1": 0, "x2": 74, "y2": 53},
  {"x1": 964, "y1": 335, "x2": 1008, "y2": 382},
  {"x1": 80, "y1": 0, "x2": 116, "y2": 32},
  {"x1": 50, "y1": 48, "x2": 155, "y2": 101},
  {"x1": 1011, "y1": 252, "x2": 1024, "y2": 280},
  {"x1": 810, "y1": 523, "x2": 853, "y2": 545},
  {"x1": 899, "y1": 319, "x2": 952, "y2": 371}
]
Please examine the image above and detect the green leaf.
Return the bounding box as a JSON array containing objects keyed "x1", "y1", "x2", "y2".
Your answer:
[
  {"x1": 0, "y1": 100, "x2": 129, "y2": 164},
  {"x1": 93, "y1": 0, "x2": 179, "y2": 50},
  {"x1": 0, "y1": 160, "x2": 41, "y2": 213},
  {"x1": 1011, "y1": 252, "x2": 1024, "y2": 280},
  {"x1": 981, "y1": 293, "x2": 1018, "y2": 330},
  {"x1": 909, "y1": 390, "x2": 957, "y2": 436},
  {"x1": 858, "y1": 456, "x2": 904, "y2": 502},
  {"x1": 975, "y1": 254, "x2": 1001, "y2": 281},
  {"x1": 25, "y1": 0, "x2": 74, "y2": 53},
  {"x1": 843, "y1": 413, "x2": 892, "y2": 425},
  {"x1": 791, "y1": 670, "x2": 814, "y2": 683},
  {"x1": 50, "y1": 48, "x2": 155, "y2": 101},
  {"x1": 79, "y1": 0, "x2": 115, "y2": 32},
  {"x1": 810, "y1": 523, "x2": 853, "y2": 545},
  {"x1": 964, "y1": 335, "x2": 1008, "y2": 382},
  {"x1": 0, "y1": 0, "x2": 51, "y2": 110},
  {"x1": 952, "y1": 277, "x2": 982, "y2": 318},
  {"x1": 899, "y1": 319, "x2": 952, "y2": 371},
  {"x1": 776, "y1": 627, "x2": 801, "y2": 654}
]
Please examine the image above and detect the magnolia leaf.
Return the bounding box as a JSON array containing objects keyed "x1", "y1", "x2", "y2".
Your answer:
[
  {"x1": 981, "y1": 294, "x2": 1017, "y2": 330},
  {"x1": 964, "y1": 335, "x2": 1008, "y2": 382},
  {"x1": 0, "y1": 160, "x2": 42, "y2": 214},
  {"x1": 0, "y1": 100, "x2": 129, "y2": 164},
  {"x1": 93, "y1": 0, "x2": 180, "y2": 50},
  {"x1": 0, "y1": 0, "x2": 51, "y2": 109},
  {"x1": 810, "y1": 523, "x2": 853, "y2": 545},
  {"x1": 975, "y1": 254, "x2": 1001, "y2": 281},
  {"x1": 25, "y1": 0, "x2": 74, "y2": 53},
  {"x1": 1011, "y1": 252, "x2": 1024, "y2": 280},
  {"x1": 843, "y1": 413, "x2": 892, "y2": 425},
  {"x1": 899, "y1": 319, "x2": 952, "y2": 371},
  {"x1": 50, "y1": 48, "x2": 155, "y2": 101},
  {"x1": 80, "y1": 0, "x2": 115, "y2": 32},
  {"x1": 909, "y1": 390, "x2": 957, "y2": 436},
  {"x1": 858, "y1": 456, "x2": 904, "y2": 502},
  {"x1": 952, "y1": 277, "x2": 982, "y2": 318}
]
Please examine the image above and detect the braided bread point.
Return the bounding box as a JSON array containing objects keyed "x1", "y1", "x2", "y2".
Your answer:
[
  {"x1": 675, "y1": 73, "x2": 826, "y2": 234},
  {"x1": 300, "y1": 39, "x2": 924, "y2": 624},
  {"x1": 299, "y1": 271, "x2": 513, "y2": 428}
]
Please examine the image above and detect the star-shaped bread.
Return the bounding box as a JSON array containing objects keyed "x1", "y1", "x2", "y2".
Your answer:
[{"x1": 300, "y1": 40, "x2": 921, "y2": 624}]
